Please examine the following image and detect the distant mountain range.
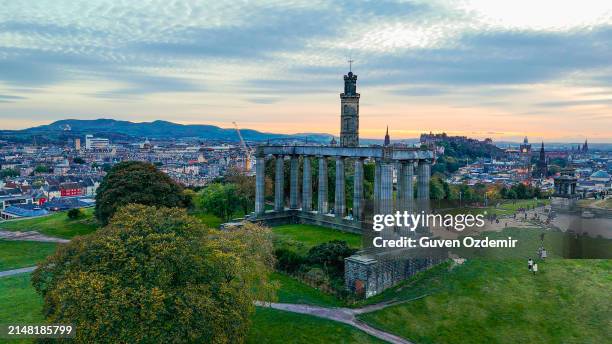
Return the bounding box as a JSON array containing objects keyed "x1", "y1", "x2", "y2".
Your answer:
[
  {"x1": 0, "y1": 119, "x2": 335, "y2": 143},
  {"x1": 1, "y1": 119, "x2": 609, "y2": 150}
]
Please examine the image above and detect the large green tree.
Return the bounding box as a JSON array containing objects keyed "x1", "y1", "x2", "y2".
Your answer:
[
  {"x1": 197, "y1": 182, "x2": 241, "y2": 221},
  {"x1": 225, "y1": 169, "x2": 256, "y2": 215},
  {"x1": 32, "y1": 205, "x2": 277, "y2": 344},
  {"x1": 94, "y1": 161, "x2": 189, "y2": 225}
]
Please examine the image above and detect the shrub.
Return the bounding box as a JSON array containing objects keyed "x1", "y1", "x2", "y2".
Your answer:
[
  {"x1": 274, "y1": 248, "x2": 306, "y2": 273},
  {"x1": 66, "y1": 208, "x2": 82, "y2": 219},
  {"x1": 306, "y1": 240, "x2": 357, "y2": 277}
]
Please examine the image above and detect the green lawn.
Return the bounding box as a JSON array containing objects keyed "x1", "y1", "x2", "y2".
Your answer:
[
  {"x1": 247, "y1": 307, "x2": 383, "y2": 344},
  {"x1": 358, "y1": 259, "x2": 611, "y2": 344},
  {"x1": 272, "y1": 224, "x2": 362, "y2": 254},
  {"x1": 0, "y1": 208, "x2": 98, "y2": 239},
  {"x1": 0, "y1": 240, "x2": 58, "y2": 271},
  {"x1": 190, "y1": 212, "x2": 224, "y2": 228},
  {"x1": 271, "y1": 272, "x2": 344, "y2": 307},
  {"x1": 578, "y1": 198, "x2": 612, "y2": 209},
  {"x1": 453, "y1": 227, "x2": 612, "y2": 259},
  {"x1": 485, "y1": 199, "x2": 550, "y2": 216},
  {"x1": 0, "y1": 274, "x2": 43, "y2": 324},
  {"x1": 445, "y1": 199, "x2": 551, "y2": 217},
  {"x1": 0, "y1": 273, "x2": 379, "y2": 344},
  {"x1": 190, "y1": 211, "x2": 249, "y2": 229}
]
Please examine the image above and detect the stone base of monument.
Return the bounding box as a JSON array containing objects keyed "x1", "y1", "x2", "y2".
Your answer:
[
  {"x1": 247, "y1": 209, "x2": 365, "y2": 234},
  {"x1": 247, "y1": 210, "x2": 448, "y2": 298},
  {"x1": 345, "y1": 247, "x2": 448, "y2": 298}
]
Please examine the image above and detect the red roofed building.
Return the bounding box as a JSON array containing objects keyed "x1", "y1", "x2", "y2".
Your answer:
[{"x1": 60, "y1": 182, "x2": 83, "y2": 197}]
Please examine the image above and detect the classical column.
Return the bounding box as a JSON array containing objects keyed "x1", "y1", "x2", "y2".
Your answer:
[
  {"x1": 396, "y1": 162, "x2": 403, "y2": 205},
  {"x1": 289, "y1": 155, "x2": 299, "y2": 209},
  {"x1": 274, "y1": 155, "x2": 284, "y2": 211},
  {"x1": 302, "y1": 156, "x2": 312, "y2": 211},
  {"x1": 373, "y1": 159, "x2": 381, "y2": 213},
  {"x1": 317, "y1": 157, "x2": 328, "y2": 214},
  {"x1": 255, "y1": 156, "x2": 266, "y2": 215},
  {"x1": 417, "y1": 160, "x2": 430, "y2": 200},
  {"x1": 334, "y1": 157, "x2": 346, "y2": 217},
  {"x1": 399, "y1": 161, "x2": 414, "y2": 212},
  {"x1": 353, "y1": 158, "x2": 364, "y2": 220},
  {"x1": 379, "y1": 162, "x2": 394, "y2": 215}
]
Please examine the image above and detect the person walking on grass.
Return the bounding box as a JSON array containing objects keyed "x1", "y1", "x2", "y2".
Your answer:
[
  {"x1": 528, "y1": 258, "x2": 533, "y2": 272},
  {"x1": 532, "y1": 263, "x2": 538, "y2": 275}
]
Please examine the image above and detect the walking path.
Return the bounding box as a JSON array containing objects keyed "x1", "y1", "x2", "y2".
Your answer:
[
  {"x1": 0, "y1": 266, "x2": 36, "y2": 277},
  {"x1": 0, "y1": 230, "x2": 69, "y2": 243},
  {"x1": 255, "y1": 301, "x2": 416, "y2": 344},
  {"x1": 0, "y1": 230, "x2": 68, "y2": 278}
]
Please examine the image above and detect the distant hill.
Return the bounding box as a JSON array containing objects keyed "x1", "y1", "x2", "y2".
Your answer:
[{"x1": 0, "y1": 119, "x2": 334, "y2": 143}]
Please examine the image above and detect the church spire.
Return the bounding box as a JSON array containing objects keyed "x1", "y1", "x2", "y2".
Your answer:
[{"x1": 384, "y1": 126, "x2": 390, "y2": 146}]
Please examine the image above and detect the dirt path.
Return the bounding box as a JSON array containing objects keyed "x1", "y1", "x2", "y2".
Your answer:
[
  {"x1": 0, "y1": 266, "x2": 36, "y2": 277},
  {"x1": 0, "y1": 230, "x2": 69, "y2": 243},
  {"x1": 255, "y1": 301, "x2": 413, "y2": 344}
]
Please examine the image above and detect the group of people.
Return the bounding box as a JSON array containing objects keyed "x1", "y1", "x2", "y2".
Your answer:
[
  {"x1": 527, "y1": 258, "x2": 538, "y2": 275},
  {"x1": 528, "y1": 247, "x2": 547, "y2": 275}
]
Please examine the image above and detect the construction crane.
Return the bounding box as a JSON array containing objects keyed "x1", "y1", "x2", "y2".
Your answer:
[{"x1": 232, "y1": 121, "x2": 254, "y2": 172}]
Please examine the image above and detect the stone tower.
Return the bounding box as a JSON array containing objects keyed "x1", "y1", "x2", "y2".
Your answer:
[
  {"x1": 534, "y1": 141, "x2": 548, "y2": 178},
  {"x1": 340, "y1": 70, "x2": 360, "y2": 147}
]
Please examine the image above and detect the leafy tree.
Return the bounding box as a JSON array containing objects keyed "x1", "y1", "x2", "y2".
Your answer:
[
  {"x1": 0, "y1": 168, "x2": 19, "y2": 179},
  {"x1": 550, "y1": 157, "x2": 567, "y2": 168},
  {"x1": 548, "y1": 164, "x2": 561, "y2": 176},
  {"x1": 34, "y1": 165, "x2": 51, "y2": 173},
  {"x1": 429, "y1": 176, "x2": 446, "y2": 200},
  {"x1": 226, "y1": 169, "x2": 256, "y2": 215},
  {"x1": 197, "y1": 183, "x2": 240, "y2": 221},
  {"x1": 32, "y1": 205, "x2": 277, "y2": 344},
  {"x1": 94, "y1": 161, "x2": 189, "y2": 225},
  {"x1": 67, "y1": 208, "x2": 82, "y2": 219}
]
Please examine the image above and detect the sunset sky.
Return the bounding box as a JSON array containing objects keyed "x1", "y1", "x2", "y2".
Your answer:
[{"x1": 1, "y1": 0, "x2": 611, "y2": 142}]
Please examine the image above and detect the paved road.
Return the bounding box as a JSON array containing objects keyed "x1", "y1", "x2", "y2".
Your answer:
[
  {"x1": 0, "y1": 266, "x2": 36, "y2": 277},
  {"x1": 255, "y1": 301, "x2": 413, "y2": 344}
]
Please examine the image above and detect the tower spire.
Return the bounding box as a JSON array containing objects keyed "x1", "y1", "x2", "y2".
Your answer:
[
  {"x1": 348, "y1": 58, "x2": 354, "y2": 73},
  {"x1": 384, "y1": 125, "x2": 390, "y2": 146}
]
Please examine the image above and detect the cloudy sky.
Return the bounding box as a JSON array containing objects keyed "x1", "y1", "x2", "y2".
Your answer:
[{"x1": 1, "y1": 0, "x2": 611, "y2": 142}]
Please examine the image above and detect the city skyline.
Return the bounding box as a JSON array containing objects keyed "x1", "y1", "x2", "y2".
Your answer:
[{"x1": 1, "y1": 1, "x2": 612, "y2": 142}]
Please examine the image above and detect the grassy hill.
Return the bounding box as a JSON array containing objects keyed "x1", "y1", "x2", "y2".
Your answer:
[
  {"x1": 272, "y1": 224, "x2": 363, "y2": 254},
  {"x1": 0, "y1": 274, "x2": 382, "y2": 344},
  {"x1": 1, "y1": 223, "x2": 609, "y2": 344},
  {"x1": 0, "y1": 208, "x2": 98, "y2": 239},
  {"x1": 0, "y1": 240, "x2": 58, "y2": 270},
  {"x1": 358, "y1": 259, "x2": 611, "y2": 344}
]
